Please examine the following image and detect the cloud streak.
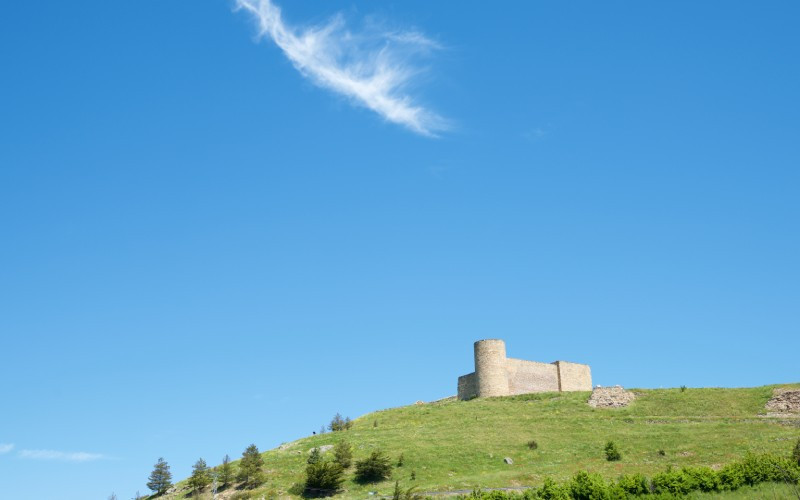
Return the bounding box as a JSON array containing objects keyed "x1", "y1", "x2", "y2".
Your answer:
[
  {"x1": 18, "y1": 449, "x2": 106, "y2": 462},
  {"x1": 235, "y1": 0, "x2": 448, "y2": 136},
  {"x1": 0, "y1": 443, "x2": 13, "y2": 454}
]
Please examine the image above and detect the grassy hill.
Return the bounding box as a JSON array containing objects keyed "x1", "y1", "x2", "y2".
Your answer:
[{"x1": 161, "y1": 384, "x2": 800, "y2": 499}]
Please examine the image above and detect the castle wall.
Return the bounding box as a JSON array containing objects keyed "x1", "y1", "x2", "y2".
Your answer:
[
  {"x1": 456, "y1": 339, "x2": 592, "y2": 400},
  {"x1": 457, "y1": 372, "x2": 478, "y2": 400},
  {"x1": 473, "y1": 339, "x2": 509, "y2": 397},
  {"x1": 554, "y1": 361, "x2": 592, "y2": 391},
  {"x1": 505, "y1": 358, "x2": 560, "y2": 394}
]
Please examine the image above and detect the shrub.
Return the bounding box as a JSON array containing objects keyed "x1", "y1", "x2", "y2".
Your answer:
[
  {"x1": 718, "y1": 462, "x2": 746, "y2": 490},
  {"x1": 680, "y1": 385, "x2": 687, "y2": 393},
  {"x1": 569, "y1": 471, "x2": 616, "y2": 500},
  {"x1": 308, "y1": 447, "x2": 322, "y2": 465},
  {"x1": 793, "y1": 438, "x2": 800, "y2": 466},
  {"x1": 685, "y1": 466, "x2": 720, "y2": 492},
  {"x1": 604, "y1": 441, "x2": 622, "y2": 461},
  {"x1": 536, "y1": 478, "x2": 570, "y2": 500},
  {"x1": 355, "y1": 450, "x2": 393, "y2": 483},
  {"x1": 304, "y1": 460, "x2": 344, "y2": 497},
  {"x1": 410, "y1": 470, "x2": 416, "y2": 481},
  {"x1": 397, "y1": 453, "x2": 405, "y2": 467},
  {"x1": 333, "y1": 441, "x2": 353, "y2": 468},
  {"x1": 658, "y1": 449, "x2": 666, "y2": 456},
  {"x1": 651, "y1": 467, "x2": 696, "y2": 496},
  {"x1": 740, "y1": 452, "x2": 800, "y2": 485},
  {"x1": 527, "y1": 440, "x2": 538, "y2": 450},
  {"x1": 392, "y1": 481, "x2": 423, "y2": 500},
  {"x1": 617, "y1": 473, "x2": 649, "y2": 495}
]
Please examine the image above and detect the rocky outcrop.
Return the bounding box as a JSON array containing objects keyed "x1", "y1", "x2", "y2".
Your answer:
[
  {"x1": 765, "y1": 389, "x2": 800, "y2": 413},
  {"x1": 588, "y1": 386, "x2": 635, "y2": 408}
]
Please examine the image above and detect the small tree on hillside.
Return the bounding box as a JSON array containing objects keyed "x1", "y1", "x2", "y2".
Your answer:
[
  {"x1": 218, "y1": 454, "x2": 234, "y2": 487},
  {"x1": 329, "y1": 413, "x2": 352, "y2": 432},
  {"x1": 304, "y1": 459, "x2": 345, "y2": 496},
  {"x1": 355, "y1": 450, "x2": 393, "y2": 483},
  {"x1": 604, "y1": 441, "x2": 622, "y2": 461},
  {"x1": 308, "y1": 447, "x2": 322, "y2": 465},
  {"x1": 237, "y1": 444, "x2": 265, "y2": 488},
  {"x1": 333, "y1": 440, "x2": 353, "y2": 468},
  {"x1": 188, "y1": 457, "x2": 212, "y2": 493},
  {"x1": 147, "y1": 457, "x2": 173, "y2": 496}
]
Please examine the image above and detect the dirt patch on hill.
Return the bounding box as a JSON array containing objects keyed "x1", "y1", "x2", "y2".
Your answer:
[
  {"x1": 765, "y1": 389, "x2": 800, "y2": 415},
  {"x1": 588, "y1": 386, "x2": 636, "y2": 408}
]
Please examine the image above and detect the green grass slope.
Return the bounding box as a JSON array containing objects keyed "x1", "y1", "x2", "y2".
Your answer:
[{"x1": 164, "y1": 384, "x2": 800, "y2": 499}]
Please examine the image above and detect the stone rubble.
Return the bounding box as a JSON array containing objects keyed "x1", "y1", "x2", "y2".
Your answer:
[
  {"x1": 588, "y1": 385, "x2": 636, "y2": 408},
  {"x1": 765, "y1": 389, "x2": 800, "y2": 413}
]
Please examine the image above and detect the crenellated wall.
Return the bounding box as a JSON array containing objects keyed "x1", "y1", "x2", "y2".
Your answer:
[{"x1": 457, "y1": 339, "x2": 591, "y2": 400}]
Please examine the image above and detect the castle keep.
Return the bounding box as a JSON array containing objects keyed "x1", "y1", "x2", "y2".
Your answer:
[{"x1": 457, "y1": 339, "x2": 592, "y2": 399}]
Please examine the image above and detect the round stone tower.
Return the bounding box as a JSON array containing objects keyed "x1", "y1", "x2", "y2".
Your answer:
[{"x1": 473, "y1": 339, "x2": 509, "y2": 397}]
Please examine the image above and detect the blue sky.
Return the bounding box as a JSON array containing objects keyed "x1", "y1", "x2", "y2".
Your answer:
[{"x1": 1, "y1": 1, "x2": 799, "y2": 498}]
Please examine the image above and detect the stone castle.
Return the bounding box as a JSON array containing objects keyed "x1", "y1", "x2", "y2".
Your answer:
[{"x1": 457, "y1": 339, "x2": 592, "y2": 399}]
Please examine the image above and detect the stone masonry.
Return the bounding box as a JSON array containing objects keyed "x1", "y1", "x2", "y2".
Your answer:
[{"x1": 457, "y1": 339, "x2": 592, "y2": 400}]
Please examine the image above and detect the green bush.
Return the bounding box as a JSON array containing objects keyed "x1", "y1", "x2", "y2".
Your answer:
[
  {"x1": 391, "y1": 480, "x2": 422, "y2": 500},
  {"x1": 569, "y1": 471, "x2": 621, "y2": 500},
  {"x1": 355, "y1": 450, "x2": 393, "y2": 483},
  {"x1": 453, "y1": 447, "x2": 800, "y2": 500},
  {"x1": 604, "y1": 440, "x2": 622, "y2": 461},
  {"x1": 304, "y1": 460, "x2": 344, "y2": 497},
  {"x1": 652, "y1": 467, "x2": 697, "y2": 495},
  {"x1": 718, "y1": 462, "x2": 746, "y2": 490},
  {"x1": 332, "y1": 440, "x2": 353, "y2": 468},
  {"x1": 794, "y1": 438, "x2": 800, "y2": 466},
  {"x1": 536, "y1": 478, "x2": 570, "y2": 500},
  {"x1": 527, "y1": 440, "x2": 538, "y2": 450},
  {"x1": 616, "y1": 473, "x2": 649, "y2": 495},
  {"x1": 685, "y1": 466, "x2": 720, "y2": 492},
  {"x1": 308, "y1": 447, "x2": 322, "y2": 465},
  {"x1": 740, "y1": 452, "x2": 800, "y2": 485}
]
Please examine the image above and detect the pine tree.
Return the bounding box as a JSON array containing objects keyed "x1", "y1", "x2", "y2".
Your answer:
[
  {"x1": 219, "y1": 454, "x2": 234, "y2": 487},
  {"x1": 237, "y1": 444, "x2": 265, "y2": 489},
  {"x1": 354, "y1": 450, "x2": 393, "y2": 483},
  {"x1": 333, "y1": 440, "x2": 353, "y2": 468},
  {"x1": 308, "y1": 447, "x2": 322, "y2": 465},
  {"x1": 304, "y1": 460, "x2": 344, "y2": 496},
  {"x1": 329, "y1": 413, "x2": 345, "y2": 432},
  {"x1": 188, "y1": 457, "x2": 212, "y2": 492},
  {"x1": 146, "y1": 457, "x2": 173, "y2": 496}
]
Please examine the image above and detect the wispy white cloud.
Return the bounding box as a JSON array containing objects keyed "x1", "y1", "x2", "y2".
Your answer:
[
  {"x1": 235, "y1": 0, "x2": 449, "y2": 136},
  {"x1": 0, "y1": 443, "x2": 13, "y2": 454},
  {"x1": 19, "y1": 449, "x2": 106, "y2": 462}
]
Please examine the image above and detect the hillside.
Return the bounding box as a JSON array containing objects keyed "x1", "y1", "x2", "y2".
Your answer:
[{"x1": 161, "y1": 384, "x2": 800, "y2": 499}]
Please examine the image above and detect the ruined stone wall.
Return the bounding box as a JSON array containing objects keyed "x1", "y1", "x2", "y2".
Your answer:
[
  {"x1": 505, "y1": 358, "x2": 560, "y2": 393},
  {"x1": 457, "y1": 373, "x2": 477, "y2": 400},
  {"x1": 555, "y1": 361, "x2": 592, "y2": 391}
]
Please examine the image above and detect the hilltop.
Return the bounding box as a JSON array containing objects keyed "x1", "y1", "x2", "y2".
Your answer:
[{"x1": 158, "y1": 384, "x2": 800, "y2": 499}]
